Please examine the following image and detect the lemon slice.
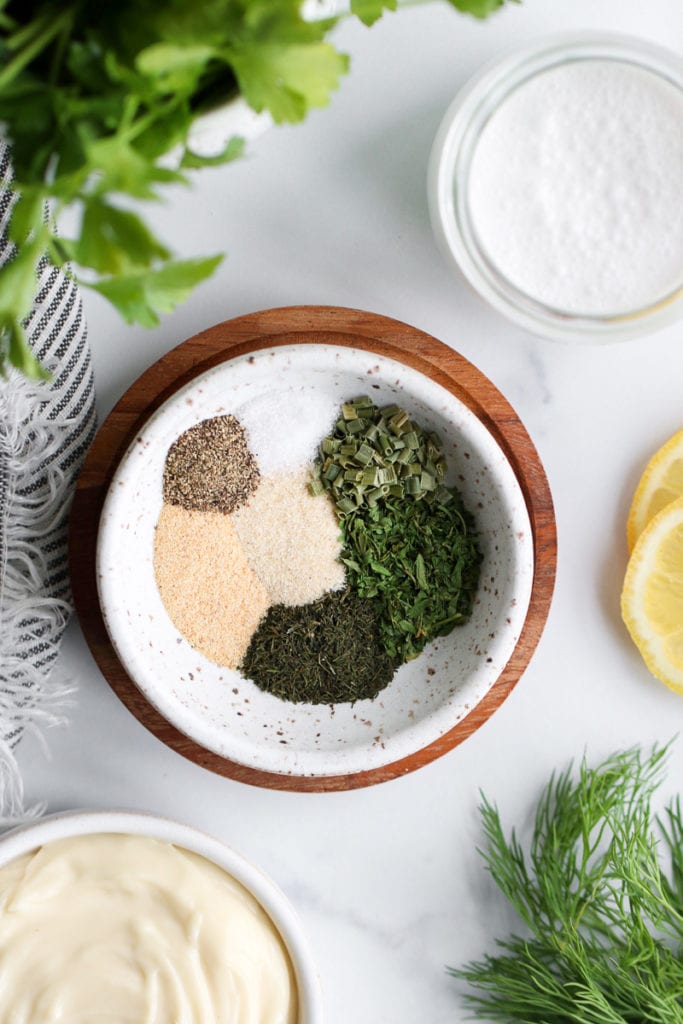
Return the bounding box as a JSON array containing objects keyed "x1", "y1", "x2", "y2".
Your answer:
[
  {"x1": 621, "y1": 495, "x2": 683, "y2": 694},
  {"x1": 627, "y1": 428, "x2": 683, "y2": 550}
]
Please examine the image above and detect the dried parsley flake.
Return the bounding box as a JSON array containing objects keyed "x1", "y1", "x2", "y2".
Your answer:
[{"x1": 313, "y1": 398, "x2": 483, "y2": 663}]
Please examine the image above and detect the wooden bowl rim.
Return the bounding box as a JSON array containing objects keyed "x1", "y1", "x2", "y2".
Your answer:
[{"x1": 69, "y1": 305, "x2": 557, "y2": 791}]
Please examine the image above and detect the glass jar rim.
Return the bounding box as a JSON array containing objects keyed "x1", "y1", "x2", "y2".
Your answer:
[{"x1": 427, "y1": 32, "x2": 683, "y2": 343}]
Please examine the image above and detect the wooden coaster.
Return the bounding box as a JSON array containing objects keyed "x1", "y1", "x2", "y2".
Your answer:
[{"x1": 69, "y1": 306, "x2": 557, "y2": 791}]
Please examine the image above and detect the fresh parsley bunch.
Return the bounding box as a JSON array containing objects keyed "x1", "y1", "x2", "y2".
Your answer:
[
  {"x1": 0, "y1": 0, "x2": 514, "y2": 376},
  {"x1": 453, "y1": 746, "x2": 683, "y2": 1024}
]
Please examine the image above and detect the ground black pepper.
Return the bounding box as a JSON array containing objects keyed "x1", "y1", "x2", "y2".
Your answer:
[
  {"x1": 163, "y1": 415, "x2": 259, "y2": 515},
  {"x1": 240, "y1": 587, "x2": 398, "y2": 704}
]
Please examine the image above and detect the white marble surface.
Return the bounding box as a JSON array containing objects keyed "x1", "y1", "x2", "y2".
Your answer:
[{"x1": 16, "y1": 2, "x2": 683, "y2": 1021}]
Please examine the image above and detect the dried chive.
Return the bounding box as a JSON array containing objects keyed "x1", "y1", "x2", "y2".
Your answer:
[
  {"x1": 307, "y1": 477, "x2": 327, "y2": 497},
  {"x1": 239, "y1": 588, "x2": 398, "y2": 704},
  {"x1": 308, "y1": 396, "x2": 460, "y2": 510}
]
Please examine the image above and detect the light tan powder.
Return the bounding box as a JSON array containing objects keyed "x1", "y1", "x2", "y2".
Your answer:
[
  {"x1": 154, "y1": 504, "x2": 270, "y2": 668},
  {"x1": 232, "y1": 468, "x2": 345, "y2": 607}
]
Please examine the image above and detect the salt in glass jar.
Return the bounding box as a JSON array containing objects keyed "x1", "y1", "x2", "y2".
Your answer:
[{"x1": 428, "y1": 33, "x2": 683, "y2": 342}]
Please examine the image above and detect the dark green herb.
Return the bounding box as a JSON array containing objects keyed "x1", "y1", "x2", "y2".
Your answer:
[
  {"x1": 0, "y1": 0, "x2": 515, "y2": 377},
  {"x1": 451, "y1": 745, "x2": 683, "y2": 1024},
  {"x1": 342, "y1": 494, "x2": 481, "y2": 661},
  {"x1": 240, "y1": 587, "x2": 397, "y2": 704},
  {"x1": 313, "y1": 398, "x2": 482, "y2": 662}
]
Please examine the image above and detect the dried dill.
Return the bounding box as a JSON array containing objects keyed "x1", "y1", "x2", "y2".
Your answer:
[{"x1": 240, "y1": 588, "x2": 398, "y2": 704}]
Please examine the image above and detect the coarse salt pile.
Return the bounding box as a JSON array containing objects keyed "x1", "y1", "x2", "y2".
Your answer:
[{"x1": 236, "y1": 389, "x2": 337, "y2": 476}]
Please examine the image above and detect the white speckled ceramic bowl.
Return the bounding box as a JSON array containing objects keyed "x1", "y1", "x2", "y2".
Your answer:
[
  {"x1": 0, "y1": 810, "x2": 322, "y2": 1023},
  {"x1": 96, "y1": 341, "x2": 535, "y2": 783}
]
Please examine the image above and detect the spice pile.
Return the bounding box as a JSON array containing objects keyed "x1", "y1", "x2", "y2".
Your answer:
[
  {"x1": 154, "y1": 414, "x2": 345, "y2": 674},
  {"x1": 163, "y1": 416, "x2": 259, "y2": 514},
  {"x1": 309, "y1": 397, "x2": 482, "y2": 663},
  {"x1": 241, "y1": 588, "x2": 396, "y2": 704},
  {"x1": 153, "y1": 397, "x2": 482, "y2": 705}
]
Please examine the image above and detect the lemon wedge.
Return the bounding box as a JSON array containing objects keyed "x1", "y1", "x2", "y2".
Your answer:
[
  {"x1": 621, "y1": 495, "x2": 683, "y2": 695},
  {"x1": 627, "y1": 428, "x2": 683, "y2": 550}
]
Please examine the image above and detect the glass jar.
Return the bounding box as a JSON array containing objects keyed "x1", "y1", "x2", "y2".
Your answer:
[{"x1": 427, "y1": 33, "x2": 683, "y2": 343}]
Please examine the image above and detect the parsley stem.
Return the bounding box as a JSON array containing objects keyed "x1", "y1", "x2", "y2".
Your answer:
[
  {"x1": 48, "y1": 6, "x2": 77, "y2": 86},
  {"x1": 0, "y1": 7, "x2": 75, "y2": 92},
  {"x1": 121, "y1": 97, "x2": 184, "y2": 146}
]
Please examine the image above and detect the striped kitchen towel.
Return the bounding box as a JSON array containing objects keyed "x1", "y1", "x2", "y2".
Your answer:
[{"x1": 0, "y1": 142, "x2": 96, "y2": 821}]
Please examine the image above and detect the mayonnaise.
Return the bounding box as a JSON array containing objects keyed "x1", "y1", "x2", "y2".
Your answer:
[{"x1": 0, "y1": 833, "x2": 297, "y2": 1024}]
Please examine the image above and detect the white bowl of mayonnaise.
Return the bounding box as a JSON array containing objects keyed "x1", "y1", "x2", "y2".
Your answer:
[{"x1": 0, "y1": 810, "x2": 322, "y2": 1024}]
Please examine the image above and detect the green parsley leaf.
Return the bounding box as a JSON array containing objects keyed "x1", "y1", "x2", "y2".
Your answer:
[
  {"x1": 0, "y1": 0, "x2": 514, "y2": 376},
  {"x1": 7, "y1": 187, "x2": 44, "y2": 245},
  {"x1": 350, "y1": 0, "x2": 398, "y2": 28},
  {"x1": 0, "y1": 236, "x2": 51, "y2": 379},
  {"x1": 135, "y1": 42, "x2": 217, "y2": 94},
  {"x1": 0, "y1": 236, "x2": 45, "y2": 323},
  {"x1": 86, "y1": 138, "x2": 187, "y2": 200},
  {"x1": 446, "y1": 0, "x2": 517, "y2": 18},
  {"x1": 89, "y1": 254, "x2": 223, "y2": 327},
  {"x1": 230, "y1": 42, "x2": 349, "y2": 123},
  {"x1": 180, "y1": 135, "x2": 245, "y2": 169},
  {"x1": 2, "y1": 319, "x2": 50, "y2": 379},
  {"x1": 66, "y1": 200, "x2": 171, "y2": 275}
]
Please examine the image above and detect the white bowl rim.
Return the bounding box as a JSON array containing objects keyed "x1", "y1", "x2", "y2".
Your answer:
[{"x1": 0, "y1": 810, "x2": 323, "y2": 1024}]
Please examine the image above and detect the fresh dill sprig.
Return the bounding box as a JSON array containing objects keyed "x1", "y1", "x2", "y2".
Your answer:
[{"x1": 450, "y1": 745, "x2": 683, "y2": 1024}]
